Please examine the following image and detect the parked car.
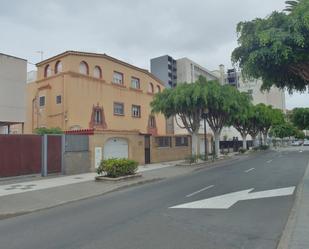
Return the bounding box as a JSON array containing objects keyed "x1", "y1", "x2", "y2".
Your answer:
[
  {"x1": 303, "y1": 140, "x2": 309, "y2": 146},
  {"x1": 291, "y1": 141, "x2": 302, "y2": 146}
]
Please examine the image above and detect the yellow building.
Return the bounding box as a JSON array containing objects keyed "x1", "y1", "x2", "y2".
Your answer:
[
  {"x1": 26, "y1": 51, "x2": 191, "y2": 167},
  {"x1": 25, "y1": 51, "x2": 166, "y2": 135}
]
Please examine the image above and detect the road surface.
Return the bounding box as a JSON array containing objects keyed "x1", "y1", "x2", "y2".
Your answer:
[{"x1": 0, "y1": 147, "x2": 308, "y2": 249}]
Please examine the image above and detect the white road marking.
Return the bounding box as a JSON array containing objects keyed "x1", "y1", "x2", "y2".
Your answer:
[
  {"x1": 170, "y1": 186, "x2": 296, "y2": 209},
  {"x1": 299, "y1": 151, "x2": 303, "y2": 153},
  {"x1": 186, "y1": 185, "x2": 215, "y2": 198},
  {"x1": 266, "y1": 160, "x2": 273, "y2": 163},
  {"x1": 245, "y1": 168, "x2": 255, "y2": 173}
]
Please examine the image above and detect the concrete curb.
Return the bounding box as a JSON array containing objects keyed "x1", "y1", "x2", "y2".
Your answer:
[
  {"x1": 277, "y1": 157, "x2": 309, "y2": 249},
  {"x1": 0, "y1": 177, "x2": 164, "y2": 221}
]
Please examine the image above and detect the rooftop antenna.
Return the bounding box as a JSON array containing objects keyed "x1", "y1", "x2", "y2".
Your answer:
[{"x1": 36, "y1": 51, "x2": 44, "y2": 61}]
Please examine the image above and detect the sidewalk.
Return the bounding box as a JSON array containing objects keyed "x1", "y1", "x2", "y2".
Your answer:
[
  {"x1": 0, "y1": 155, "x2": 245, "y2": 219},
  {"x1": 278, "y1": 156, "x2": 309, "y2": 249}
]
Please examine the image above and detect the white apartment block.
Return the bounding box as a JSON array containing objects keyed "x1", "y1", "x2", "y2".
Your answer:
[
  {"x1": 176, "y1": 57, "x2": 219, "y2": 84},
  {"x1": 0, "y1": 53, "x2": 27, "y2": 134}
]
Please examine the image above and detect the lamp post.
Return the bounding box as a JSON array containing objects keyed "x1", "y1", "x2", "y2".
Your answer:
[{"x1": 201, "y1": 110, "x2": 209, "y2": 161}]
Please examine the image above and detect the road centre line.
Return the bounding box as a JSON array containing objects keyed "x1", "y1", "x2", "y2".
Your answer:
[
  {"x1": 186, "y1": 185, "x2": 215, "y2": 198},
  {"x1": 245, "y1": 168, "x2": 255, "y2": 173},
  {"x1": 266, "y1": 160, "x2": 273, "y2": 163}
]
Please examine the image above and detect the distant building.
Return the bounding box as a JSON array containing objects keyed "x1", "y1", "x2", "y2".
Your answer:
[
  {"x1": 176, "y1": 57, "x2": 219, "y2": 83},
  {"x1": 150, "y1": 55, "x2": 177, "y2": 88},
  {"x1": 0, "y1": 53, "x2": 27, "y2": 134}
]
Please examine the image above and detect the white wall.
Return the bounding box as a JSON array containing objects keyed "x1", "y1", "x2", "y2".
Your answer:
[{"x1": 0, "y1": 54, "x2": 27, "y2": 123}]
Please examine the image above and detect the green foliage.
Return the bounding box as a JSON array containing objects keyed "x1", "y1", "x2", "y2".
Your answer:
[
  {"x1": 270, "y1": 122, "x2": 297, "y2": 138},
  {"x1": 232, "y1": 0, "x2": 309, "y2": 92},
  {"x1": 96, "y1": 158, "x2": 138, "y2": 178},
  {"x1": 228, "y1": 92, "x2": 253, "y2": 137},
  {"x1": 206, "y1": 82, "x2": 245, "y2": 134},
  {"x1": 151, "y1": 76, "x2": 208, "y2": 134},
  {"x1": 295, "y1": 129, "x2": 305, "y2": 139},
  {"x1": 185, "y1": 155, "x2": 199, "y2": 164},
  {"x1": 259, "y1": 145, "x2": 270, "y2": 150},
  {"x1": 291, "y1": 107, "x2": 309, "y2": 130},
  {"x1": 34, "y1": 127, "x2": 63, "y2": 135},
  {"x1": 239, "y1": 148, "x2": 247, "y2": 154}
]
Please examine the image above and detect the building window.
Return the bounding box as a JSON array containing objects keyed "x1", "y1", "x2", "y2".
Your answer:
[
  {"x1": 156, "y1": 137, "x2": 171, "y2": 147},
  {"x1": 175, "y1": 136, "x2": 189, "y2": 147},
  {"x1": 39, "y1": 96, "x2": 45, "y2": 107},
  {"x1": 132, "y1": 105, "x2": 141, "y2": 118},
  {"x1": 79, "y1": 61, "x2": 89, "y2": 75},
  {"x1": 148, "y1": 83, "x2": 154, "y2": 93},
  {"x1": 149, "y1": 116, "x2": 156, "y2": 128},
  {"x1": 94, "y1": 109, "x2": 102, "y2": 124},
  {"x1": 93, "y1": 66, "x2": 102, "y2": 79},
  {"x1": 131, "y1": 77, "x2": 140, "y2": 89},
  {"x1": 44, "y1": 64, "x2": 51, "y2": 78},
  {"x1": 113, "y1": 71, "x2": 123, "y2": 85},
  {"x1": 55, "y1": 61, "x2": 63, "y2": 74},
  {"x1": 114, "y1": 102, "x2": 124, "y2": 115},
  {"x1": 156, "y1": 85, "x2": 161, "y2": 93},
  {"x1": 56, "y1": 95, "x2": 62, "y2": 104}
]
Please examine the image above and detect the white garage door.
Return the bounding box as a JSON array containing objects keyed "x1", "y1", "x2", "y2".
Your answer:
[{"x1": 104, "y1": 138, "x2": 128, "y2": 159}]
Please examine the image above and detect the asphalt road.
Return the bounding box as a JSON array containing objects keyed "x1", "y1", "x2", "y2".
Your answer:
[{"x1": 0, "y1": 147, "x2": 308, "y2": 249}]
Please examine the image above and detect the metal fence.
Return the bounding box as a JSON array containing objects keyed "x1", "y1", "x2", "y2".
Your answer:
[{"x1": 64, "y1": 135, "x2": 89, "y2": 152}]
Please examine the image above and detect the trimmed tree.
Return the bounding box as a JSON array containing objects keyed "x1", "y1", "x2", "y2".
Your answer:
[
  {"x1": 291, "y1": 107, "x2": 309, "y2": 130},
  {"x1": 205, "y1": 82, "x2": 245, "y2": 156},
  {"x1": 229, "y1": 93, "x2": 252, "y2": 149},
  {"x1": 34, "y1": 127, "x2": 63, "y2": 135},
  {"x1": 232, "y1": 0, "x2": 309, "y2": 92},
  {"x1": 151, "y1": 77, "x2": 208, "y2": 156}
]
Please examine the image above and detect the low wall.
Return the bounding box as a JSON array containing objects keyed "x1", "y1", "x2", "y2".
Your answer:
[
  {"x1": 63, "y1": 151, "x2": 91, "y2": 175},
  {"x1": 150, "y1": 135, "x2": 191, "y2": 163}
]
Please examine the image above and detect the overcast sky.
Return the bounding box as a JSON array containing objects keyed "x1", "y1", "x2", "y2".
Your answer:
[{"x1": 1, "y1": 0, "x2": 308, "y2": 109}]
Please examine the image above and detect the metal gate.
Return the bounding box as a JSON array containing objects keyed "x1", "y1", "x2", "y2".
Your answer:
[
  {"x1": 0, "y1": 135, "x2": 42, "y2": 177},
  {"x1": 47, "y1": 135, "x2": 62, "y2": 174}
]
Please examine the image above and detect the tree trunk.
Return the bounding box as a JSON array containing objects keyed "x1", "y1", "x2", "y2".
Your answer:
[
  {"x1": 263, "y1": 132, "x2": 268, "y2": 146},
  {"x1": 214, "y1": 131, "x2": 220, "y2": 158},
  {"x1": 191, "y1": 132, "x2": 199, "y2": 156},
  {"x1": 252, "y1": 135, "x2": 258, "y2": 147},
  {"x1": 242, "y1": 134, "x2": 247, "y2": 150}
]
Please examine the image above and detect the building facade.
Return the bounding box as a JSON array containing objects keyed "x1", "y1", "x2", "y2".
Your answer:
[
  {"x1": 176, "y1": 57, "x2": 219, "y2": 84},
  {"x1": 25, "y1": 51, "x2": 167, "y2": 135},
  {"x1": 0, "y1": 53, "x2": 27, "y2": 134},
  {"x1": 150, "y1": 55, "x2": 177, "y2": 88}
]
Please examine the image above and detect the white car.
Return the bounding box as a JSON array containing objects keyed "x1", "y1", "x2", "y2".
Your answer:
[
  {"x1": 291, "y1": 141, "x2": 302, "y2": 146},
  {"x1": 303, "y1": 140, "x2": 309, "y2": 146}
]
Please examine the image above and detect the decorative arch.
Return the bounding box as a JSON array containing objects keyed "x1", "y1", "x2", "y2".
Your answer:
[
  {"x1": 156, "y1": 85, "x2": 161, "y2": 93},
  {"x1": 55, "y1": 60, "x2": 63, "y2": 74},
  {"x1": 93, "y1": 66, "x2": 102, "y2": 79},
  {"x1": 89, "y1": 103, "x2": 107, "y2": 129},
  {"x1": 147, "y1": 115, "x2": 158, "y2": 135},
  {"x1": 148, "y1": 82, "x2": 154, "y2": 93},
  {"x1": 44, "y1": 64, "x2": 52, "y2": 78},
  {"x1": 79, "y1": 61, "x2": 89, "y2": 75}
]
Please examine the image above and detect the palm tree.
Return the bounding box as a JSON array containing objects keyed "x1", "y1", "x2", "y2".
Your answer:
[{"x1": 284, "y1": 0, "x2": 300, "y2": 12}]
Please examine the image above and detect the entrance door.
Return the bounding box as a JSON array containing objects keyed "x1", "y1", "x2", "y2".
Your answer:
[{"x1": 144, "y1": 135, "x2": 151, "y2": 164}]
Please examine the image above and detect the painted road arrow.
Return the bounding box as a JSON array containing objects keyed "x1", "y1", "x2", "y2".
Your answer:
[{"x1": 170, "y1": 186, "x2": 295, "y2": 209}]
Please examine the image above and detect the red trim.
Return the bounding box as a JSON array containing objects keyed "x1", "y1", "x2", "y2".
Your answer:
[{"x1": 65, "y1": 129, "x2": 94, "y2": 135}]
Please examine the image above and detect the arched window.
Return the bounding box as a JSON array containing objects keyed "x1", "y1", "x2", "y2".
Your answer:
[
  {"x1": 156, "y1": 85, "x2": 161, "y2": 93},
  {"x1": 93, "y1": 66, "x2": 102, "y2": 79},
  {"x1": 148, "y1": 83, "x2": 154, "y2": 93},
  {"x1": 44, "y1": 64, "x2": 52, "y2": 78},
  {"x1": 55, "y1": 61, "x2": 63, "y2": 74},
  {"x1": 79, "y1": 61, "x2": 89, "y2": 75}
]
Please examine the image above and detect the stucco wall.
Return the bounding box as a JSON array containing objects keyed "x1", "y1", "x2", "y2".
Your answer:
[
  {"x1": 150, "y1": 135, "x2": 191, "y2": 163},
  {"x1": 25, "y1": 52, "x2": 166, "y2": 135},
  {"x1": 0, "y1": 54, "x2": 27, "y2": 123}
]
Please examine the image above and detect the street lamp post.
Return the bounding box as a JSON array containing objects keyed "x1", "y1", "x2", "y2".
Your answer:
[{"x1": 201, "y1": 111, "x2": 208, "y2": 161}]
